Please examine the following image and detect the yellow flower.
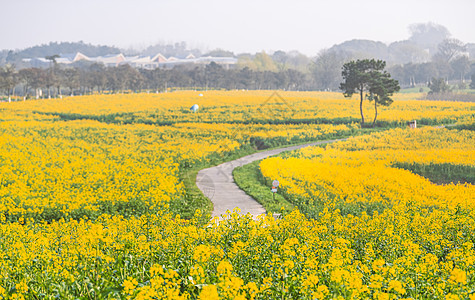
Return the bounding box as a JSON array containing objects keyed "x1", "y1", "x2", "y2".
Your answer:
[
  {"x1": 198, "y1": 285, "x2": 219, "y2": 300},
  {"x1": 372, "y1": 259, "x2": 385, "y2": 270},
  {"x1": 11, "y1": 293, "x2": 25, "y2": 300},
  {"x1": 283, "y1": 260, "x2": 295, "y2": 270},
  {"x1": 374, "y1": 291, "x2": 390, "y2": 300},
  {"x1": 217, "y1": 260, "x2": 233, "y2": 275},
  {"x1": 449, "y1": 268, "x2": 467, "y2": 284},
  {"x1": 312, "y1": 285, "x2": 329, "y2": 299},
  {"x1": 388, "y1": 279, "x2": 406, "y2": 294},
  {"x1": 246, "y1": 282, "x2": 259, "y2": 300},
  {"x1": 369, "y1": 274, "x2": 384, "y2": 289},
  {"x1": 123, "y1": 277, "x2": 138, "y2": 295}
]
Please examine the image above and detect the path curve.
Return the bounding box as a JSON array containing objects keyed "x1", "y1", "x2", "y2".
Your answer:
[{"x1": 196, "y1": 138, "x2": 346, "y2": 218}]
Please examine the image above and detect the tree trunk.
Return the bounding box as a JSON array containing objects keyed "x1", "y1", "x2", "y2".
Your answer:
[
  {"x1": 359, "y1": 88, "x2": 365, "y2": 125},
  {"x1": 23, "y1": 85, "x2": 29, "y2": 100},
  {"x1": 373, "y1": 100, "x2": 378, "y2": 127}
]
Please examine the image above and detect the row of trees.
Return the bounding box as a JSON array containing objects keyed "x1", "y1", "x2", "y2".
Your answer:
[
  {"x1": 2, "y1": 56, "x2": 473, "y2": 129},
  {"x1": 1, "y1": 57, "x2": 404, "y2": 129},
  {"x1": 312, "y1": 38, "x2": 475, "y2": 91},
  {"x1": 1, "y1": 57, "x2": 474, "y2": 101},
  {"x1": 388, "y1": 54, "x2": 472, "y2": 88},
  {"x1": 0, "y1": 62, "x2": 315, "y2": 100}
]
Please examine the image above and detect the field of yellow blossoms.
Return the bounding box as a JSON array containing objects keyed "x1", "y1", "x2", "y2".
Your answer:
[
  {"x1": 0, "y1": 90, "x2": 474, "y2": 299},
  {"x1": 260, "y1": 127, "x2": 474, "y2": 216}
]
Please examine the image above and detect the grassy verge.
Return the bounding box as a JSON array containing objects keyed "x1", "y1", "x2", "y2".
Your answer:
[
  {"x1": 175, "y1": 145, "x2": 258, "y2": 220},
  {"x1": 178, "y1": 126, "x2": 393, "y2": 220},
  {"x1": 232, "y1": 148, "x2": 393, "y2": 220},
  {"x1": 233, "y1": 161, "x2": 295, "y2": 214}
]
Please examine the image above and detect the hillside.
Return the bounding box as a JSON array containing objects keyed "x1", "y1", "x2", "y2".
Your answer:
[{"x1": 4, "y1": 41, "x2": 121, "y2": 64}]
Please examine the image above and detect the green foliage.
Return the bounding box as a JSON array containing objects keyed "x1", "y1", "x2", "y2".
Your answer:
[
  {"x1": 233, "y1": 161, "x2": 295, "y2": 214},
  {"x1": 179, "y1": 129, "x2": 361, "y2": 220},
  {"x1": 340, "y1": 59, "x2": 399, "y2": 126},
  {"x1": 367, "y1": 69, "x2": 400, "y2": 125},
  {"x1": 7, "y1": 41, "x2": 121, "y2": 61},
  {"x1": 393, "y1": 162, "x2": 475, "y2": 185},
  {"x1": 368, "y1": 71, "x2": 400, "y2": 106},
  {"x1": 449, "y1": 122, "x2": 475, "y2": 131},
  {"x1": 238, "y1": 51, "x2": 278, "y2": 72},
  {"x1": 428, "y1": 77, "x2": 451, "y2": 94},
  {"x1": 340, "y1": 59, "x2": 386, "y2": 99},
  {"x1": 234, "y1": 132, "x2": 388, "y2": 219}
]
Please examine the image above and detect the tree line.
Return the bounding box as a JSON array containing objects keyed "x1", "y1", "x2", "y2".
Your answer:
[
  {"x1": 0, "y1": 62, "x2": 315, "y2": 100},
  {"x1": 312, "y1": 38, "x2": 475, "y2": 91},
  {"x1": 0, "y1": 54, "x2": 474, "y2": 101}
]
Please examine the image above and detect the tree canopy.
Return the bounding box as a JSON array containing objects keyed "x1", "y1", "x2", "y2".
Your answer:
[
  {"x1": 428, "y1": 77, "x2": 451, "y2": 94},
  {"x1": 340, "y1": 59, "x2": 400, "y2": 126}
]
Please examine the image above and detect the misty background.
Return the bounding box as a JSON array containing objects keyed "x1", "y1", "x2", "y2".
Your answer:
[
  {"x1": 1, "y1": 0, "x2": 474, "y2": 55},
  {"x1": 0, "y1": 0, "x2": 474, "y2": 97}
]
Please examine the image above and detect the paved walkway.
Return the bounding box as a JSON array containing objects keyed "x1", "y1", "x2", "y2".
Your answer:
[{"x1": 196, "y1": 139, "x2": 346, "y2": 218}]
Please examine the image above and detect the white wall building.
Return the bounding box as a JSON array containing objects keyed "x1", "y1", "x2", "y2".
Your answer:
[{"x1": 24, "y1": 52, "x2": 237, "y2": 69}]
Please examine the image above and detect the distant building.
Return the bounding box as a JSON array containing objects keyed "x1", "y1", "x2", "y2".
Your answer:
[
  {"x1": 156, "y1": 55, "x2": 237, "y2": 69},
  {"x1": 57, "y1": 52, "x2": 90, "y2": 64},
  {"x1": 123, "y1": 56, "x2": 158, "y2": 69},
  {"x1": 23, "y1": 52, "x2": 93, "y2": 66},
  {"x1": 21, "y1": 57, "x2": 49, "y2": 67},
  {"x1": 152, "y1": 53, "x2": 167, "y2": 63},
  {"x1": 91, "y1": 54, "x2": 126, "y2": 67},
  {"x1": 22, "y1": 52, "x2": 237, "y2": 69}
]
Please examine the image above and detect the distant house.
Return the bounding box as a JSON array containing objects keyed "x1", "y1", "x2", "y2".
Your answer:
[
  {"x1": 73, "y1": 52, "x2": 90, "y2": 62},
  {"x1": 91, "y1": 54, "x2": 125, "y2": 67},
  {"x1": 22, "y1": 57, "x2": 50, "y2": 67},
  {"x1": 194, "y1": 56, "x2": 238, "y2": 69},
  {"x1": 54, "y1": 52, "x2": 91, "y2": 64},
  {"x1": 22, "y1": 51, "x2": 91, "y2": 67},
  {"x1": 22, "y1": 52, "x2": 237, "y2": 69},
  {"x1": 151, "y1": 53, "x2": 168, "y2": 63},
  {"x1": 123, "y1": 56, "x2": 158, "y2": 69},
  {"x1": 157, "y1": 55, "x2": 237, "y2": 69},
  {"x1": 55, "y1": 54, "x2": 75, "y2": 64}
]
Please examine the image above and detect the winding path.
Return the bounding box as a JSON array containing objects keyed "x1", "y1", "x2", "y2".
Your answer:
[{"x1": 196, "y1": 139, "x2": 346, "y2": 218}]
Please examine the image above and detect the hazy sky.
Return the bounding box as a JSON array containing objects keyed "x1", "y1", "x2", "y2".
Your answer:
[{"x1": 1, "y1": 0, "x2": 474, "y2": 55}]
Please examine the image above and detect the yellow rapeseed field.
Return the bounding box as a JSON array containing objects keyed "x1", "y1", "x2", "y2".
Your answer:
[
  {"x1": 0, "y1": 91, "x2": 474, "y2": 299},
  {"x1": 4, "y1": 91, "x2": 473, "y2": 125},
  {"x1": 260, "y1": 127, "x2": 474, "y2": 213}
]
